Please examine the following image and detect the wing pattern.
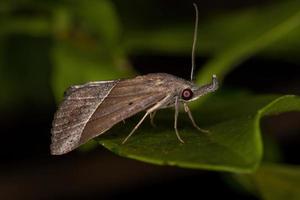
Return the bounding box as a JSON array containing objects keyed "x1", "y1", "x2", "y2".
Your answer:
[
  {"x1": 51, "y1": 74, "x2": 170, "y2": 155},
  {"x1": 51, "y1": 81, "x2": 118, "y2": 155}
]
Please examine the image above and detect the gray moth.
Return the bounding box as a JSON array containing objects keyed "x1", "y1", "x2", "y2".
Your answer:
[{"x1": 50, "y1": 4, "x2": 219, "y2": 155}]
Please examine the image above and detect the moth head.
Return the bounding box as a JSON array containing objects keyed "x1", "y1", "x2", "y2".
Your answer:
[{"x1": 181, "y1": 74, "x2": 218, "y2": 102}]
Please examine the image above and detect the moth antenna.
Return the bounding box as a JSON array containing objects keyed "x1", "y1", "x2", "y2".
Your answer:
[{"x1": 191, "y1": 3, "x2": 199, "y2": 82}]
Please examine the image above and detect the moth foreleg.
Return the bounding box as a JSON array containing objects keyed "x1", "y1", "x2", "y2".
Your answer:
[
  {"x1": 183, "y1": 103, "x2": 209, "y2": 133},
  {"x1": 174, "y1": 96, "x2": 185, "y2": 143},
  {"x1": 122, "y1": 95, "x2": 172, "y2": 144},
  {"x1": 149, "y1": 111, "x2": 157, "y2": 127}
]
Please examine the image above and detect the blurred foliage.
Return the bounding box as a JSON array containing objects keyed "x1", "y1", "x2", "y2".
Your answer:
[
  {"x1": 51, "y1": 0, "x2": 132, "y2": 100},
  {"x1": 122, "y1": 1, "x2": 300, "y2": 57},
  {"x1": 253, "y1": 164, "x2": 300, "y2": 200},
  {"x1": 122, "y1": 0, "x2": 300, "y2": 84},
  {"x1": 234, "y1": 163, "x2": 300, "y2": 200},
  {"x1": 1, "y1": 0, "x2": 300, "y2": 199}
]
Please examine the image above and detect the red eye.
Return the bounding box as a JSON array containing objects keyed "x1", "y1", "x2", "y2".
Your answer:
[{"x1": 181, "y1": 88, "x2": 193, "y2": 100}]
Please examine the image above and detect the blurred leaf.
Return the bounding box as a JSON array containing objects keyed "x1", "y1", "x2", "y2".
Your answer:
[
  {"x1": 124, "y1": 25, "x2": 192, "y2": 55},
  {"x1": 198, "y1": 1, "x2": 300, "y2": 56},
  {"x1": 71, "y1": 0, "x2": 121, "y2": 48},
  {"x1": 97, "y1": 93, "x2": 300, "y2": 172},
  {"x1": 51, "y1": 0, "x2": 133, "y2": 101},
  {"x1": 197, "y1": 2, "x2": 300, "y2": 84},
  {"x1": 0, "y1": 17, "x2": 51, "y2": 36},
  {"x1": 253, "y1": 163, "x2": 300, "y2": 200},
  {"x1": 123, "y1": 0, "x2": 300, "y2": 84},
  {"x1": 0, "y1": 0, "x2": 54, "y2": 36},
  {"x1": 124, "y1": 1, "x2": 300, "y2": 56},
  {"x1": 51, "y1": 42, "x2": 131, "y2": 101},
  {"x1": 231, "y1": 163, "x2": 300, "y2": 200},
  {"x1": 52, "y1": 6, "x2": 73, "y2": 36}
]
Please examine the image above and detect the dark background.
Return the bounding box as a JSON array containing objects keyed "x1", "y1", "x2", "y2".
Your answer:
[{"x1": 0, "y1": 0, "x2": 299, "y2": 199}]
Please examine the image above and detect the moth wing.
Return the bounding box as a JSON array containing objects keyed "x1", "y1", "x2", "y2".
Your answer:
[
  {"x1": 80, "y1": 80, "x2": 167, "y2": 145},
  {"x1": 51, "y1": 75, "x2": 168, "y2": 155},
  {"x1": 50, "y1": 81, "x2": 119, "y2": 155}
]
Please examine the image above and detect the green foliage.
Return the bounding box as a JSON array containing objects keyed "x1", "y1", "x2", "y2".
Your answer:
[
  {"x1": 197, "y1": 2, "x2": 300, "y2": 84},
  {"x1": 233, "y1": 164, "x2": 300, "y2": 200},
  {"x1": 253, "y1": 164, "x2": 300, "y2": 200},
  {"x1": 98, "y1": 94, "x2": 300, "y2": 173},
  {"x1": 124, "y1": 1, "x2": 300, "y2": 59}
]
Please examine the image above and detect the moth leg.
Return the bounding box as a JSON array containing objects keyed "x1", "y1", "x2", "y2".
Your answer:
[
  {"x1": 174, "y1": 96, "x2": 185, "y2": 143},
  {"x1": 149, "y1": 111, "x2": 157, "y2": 127},
  {"x1": 122, "y1": 95, "x2": 172, "y2": 144},
  {"x1": 183, "y1": 103, "x2": 209, "y2": 133},
  {"x1": 122, "y1": 112, "x2": 150, "y2": 144}
]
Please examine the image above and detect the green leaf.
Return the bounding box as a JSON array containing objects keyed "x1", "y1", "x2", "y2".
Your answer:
[
  {"x1": 97, "y1": 93, "x2": 300, "y2": 172},
  {"x1": 254, "y1": 164, "x2": 300, "y2": 200}
]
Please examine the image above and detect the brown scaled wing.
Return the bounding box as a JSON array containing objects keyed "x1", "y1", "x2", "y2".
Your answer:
[{"x1": 51, "y1": 75, "x2": 167, "y2": 155}]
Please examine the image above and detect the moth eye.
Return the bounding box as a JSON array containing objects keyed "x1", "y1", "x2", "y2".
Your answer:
[{"x1": 181, "y1": 88, "x2": 193, "y2": 100}]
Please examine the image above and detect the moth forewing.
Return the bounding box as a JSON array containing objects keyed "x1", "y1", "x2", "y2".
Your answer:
[
  {"x1": 51, "y1": 74, "x2": 172, "y2": 155},
  {"x1": 79, "y1": 76, "x2": 168, "y2": 145},
  {"x1": 51, "y1": 80, "x2": 119, "y2": 155}
]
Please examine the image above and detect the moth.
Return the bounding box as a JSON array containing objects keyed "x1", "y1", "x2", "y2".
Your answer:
[{"x1": 50, "y1": 4, "x2": 219, "y2": 155}]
